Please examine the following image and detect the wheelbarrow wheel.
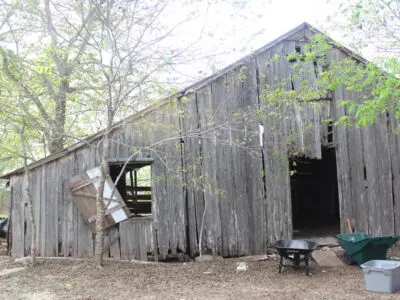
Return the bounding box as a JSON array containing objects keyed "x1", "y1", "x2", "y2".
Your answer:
[
  {"x1": 278, "y1": 256, "x2": 284, "y2": 273},
  {"x1": 293, "y1": 254, "x2": 301, "y2": 266},
  {"x1": 342, "y1": 251, "x2": 354, "y2": 265},
  {"x1": 304, "y1": 253, "x2": 311, "y2": 276}
]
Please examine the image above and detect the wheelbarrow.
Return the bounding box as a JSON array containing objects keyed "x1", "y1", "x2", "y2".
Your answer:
[
  {"x1": 274, "y1": 240, "x2": 318, "y2": 276},
  {"x1": 336, "y1": 233, "x2": 400, "y2": 266}
]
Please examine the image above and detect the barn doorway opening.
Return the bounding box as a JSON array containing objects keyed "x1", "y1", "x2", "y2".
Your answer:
[{"x1": 290, "y1": 148, "x2": 340, "y2": 238}]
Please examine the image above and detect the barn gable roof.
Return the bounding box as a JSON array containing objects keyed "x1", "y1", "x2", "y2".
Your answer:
[{"x1": 0, "y1": 22, "x2": 367, "y2": 179}]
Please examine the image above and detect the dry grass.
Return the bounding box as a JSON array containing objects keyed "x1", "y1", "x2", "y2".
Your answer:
[{"x1": 0, "y1": 253, "x2": 399, "y2": 300}]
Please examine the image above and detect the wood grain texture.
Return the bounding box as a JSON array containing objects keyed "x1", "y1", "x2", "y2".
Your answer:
[
  {"x1": 11, "y1": 175, "x2": 24, "y2": 257},
  {"x1": 180, "y1": 93, "x2": 203, "y2": 256},
  {"x1": 389, "y1": 113, "x2": 400, "y2": 235},
  {"x1": 344, "y1": 92, "x2": 368, "y2": 233},
  {"x1": 328, "y1": 49, "x2": 354, "y2": 234}
]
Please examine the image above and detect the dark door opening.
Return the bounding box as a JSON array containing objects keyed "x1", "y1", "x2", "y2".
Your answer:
[{"x1": 290, "y1": 148, "x2": 340, "y2": 237}]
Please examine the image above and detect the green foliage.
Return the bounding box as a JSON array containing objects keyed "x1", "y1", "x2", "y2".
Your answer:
[
  {"x1": 323, "y1": 55, "x2": 400, "y2": 126},
  {"x1": 238, "y1": 65, "x2": 248, "y2": 82},
  {"x1": 136, "y1": 166, "x2": 151, "y2": 187},
  {"x1": 262, "y1": 22, "x2": 400, "y2": 129},
  {"x1": 0, "y1": 0, "x2": 201, "y2": 173},
  {"x1": 323, "y1": 0, "x2": 400, "y2": 125}
]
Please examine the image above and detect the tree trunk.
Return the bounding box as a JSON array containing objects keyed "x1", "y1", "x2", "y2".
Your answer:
[
  {"x1": 94, "y1": 179, "x2": 105, "y2": 267},
  {"x1": 94, "y1": 135, "x2": 110, "y2": 267},
  {"x1": 48, "y1": 79, "x2": 68, "y2": 153}
]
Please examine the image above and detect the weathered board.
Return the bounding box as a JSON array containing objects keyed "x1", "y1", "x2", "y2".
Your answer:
[
  {"x1": 180, "y1": 92, "x2": 204, "y2": 256},
  {"x1": 67, "y1": 166, "x2": 131, "y2": 232},
  {"x1": 11, "y1": 175, "x2": 24, "y2": 257},
  {"x1": 119, "y1": 218, "x2": 153, "y2": 260},
  {"x1": 389, "y1": 113, "x2": 400, "y2": 235},
  {"x1": 328, "y1": 47, "x2": 397, "y2": 235}
]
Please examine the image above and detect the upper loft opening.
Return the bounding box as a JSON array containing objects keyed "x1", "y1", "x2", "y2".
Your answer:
[{"x1": 108, "y1": 158, "x2": 153, "y2": 217}]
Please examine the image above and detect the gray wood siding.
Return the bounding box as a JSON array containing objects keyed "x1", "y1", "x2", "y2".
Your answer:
[{"x1": 8, "y1": 26, "x2": 400, "y2": 259}]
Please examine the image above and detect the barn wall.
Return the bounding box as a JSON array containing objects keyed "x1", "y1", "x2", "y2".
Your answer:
[
  {"x1": 180, "y1": 31, "x2": 400, "y2": 256},
  {"x1": 180, "y1": 35, "x2": 333, "y2": 256},
  {"x1": 327, "y1": 47, "x2": 399, "y2": 236},
  {"x1": 8, "y1": 28, "x2": 337, "y2": 259},
  {"x1": 255, "y1": 40, "x2": 400, "y2": 238},
  {"x1": 10, "y1": 103, "x2": 185, "y2": 259},
  {"x1": 333, "y1": 90, "x2": 398, "y2": 236},
  {"x1": 181, "y1": 58, "x2": 266, "y2": 256},
  {"x1": 9, "y1": 26, "x2": 400, "y2": 259}
]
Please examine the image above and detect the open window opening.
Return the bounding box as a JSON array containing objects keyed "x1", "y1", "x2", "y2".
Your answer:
[
  {"x1": 259, "y1": 123, "x2": 264, "y2": 147},
  {"x1": 109, "y1": 159, "x2": 153, "y2": 217},
  {"x1": 327, "y1": 121, "x2": 334, "y2": 145},
  {"x1": 290, "y1": 148, "x2": 340, "y2": 238}
]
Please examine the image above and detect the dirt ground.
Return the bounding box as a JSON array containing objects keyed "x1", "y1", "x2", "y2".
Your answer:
[{"x1": 0, "y1": 251, "x2": 399, "y2": 300}]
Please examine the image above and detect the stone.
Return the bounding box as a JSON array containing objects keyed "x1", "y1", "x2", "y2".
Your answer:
[
  {"x1": 331, "y1": 246, "x2": 345, "y2": 257},
  {"x1": 308, "y1": 237, "x2": 339, "y2": 247},
  {"x1": 14, "y1": 257, "x2": 31, "y2": 265},
  {"x1": 194, "y1": 255, "x2": 223, "y2": 262},
  {"x1": 237, "y1": 254, "x2": 269, "y2": 262},
  {"x1": 267, "y1": 254, "x2": 278, "y2": 261},
  {"x1": 130, "y1": 259, "x2": 157, "y2": 265},
  {"x1": 235, "y1": 262, "x2": 248, "y2": 271},
  {"x1": 311, "y1": 250, "x2": 344, "y2": 267}
]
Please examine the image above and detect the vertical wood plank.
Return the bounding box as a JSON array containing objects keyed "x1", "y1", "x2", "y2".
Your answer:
[
  {"x1": 257, "y1": 45, "x2": 292, "y2": 244},
  {"x1": 209, "y1": 75, "x2": 232, "y2": 256},
  {"x1": 375, "y1": 114, "x2": 394, "y2": 235},
  {"x1": 197, "y1": 84, "x2": 221, "y2": 254},
  {"x1": 361, "y1": 124, "x2": 382, "y2": 235},
  {"x1": 62, "y1": 154, "x2": 77, "y2": 257},
  {"x1": 329, "y1": 49, "x2": 354, "y2": 234},
  {"x1": 76, "y1": 148, "x2": 95, "y2": 257},
  {"x1": 164, "y1": 106, "x2": 186, "y2": 254},
  {"x1": 180, "y1": 93, "x2": 203, "y2": 256},
  {"x1": 119, "y1": 220, "x2": 129, "y2": 260},
  {"x1": 150, "y1": 112, "x2": 169, "y2": 259},
  {"x1": 108, "y1": 225, "x2": 121, "y2": 259},
  {"x1": 24, "y1": 173, "x2": 31, "y2": 256},
  {"x1": 40, "y1": 164, "x2": 47, "y2": 256},
  {"x1": 31, "y1": 167, "x2": 42, "y2": 256},
  {"x1": 344, "y1": 94, "x2": 368, "y2": 233},
  {"x1": 389, "y1": 113, "x2": 400, "y2": 235},
  {"x1": 11, "y1": 176, "x2": 24, "y2": 257}
]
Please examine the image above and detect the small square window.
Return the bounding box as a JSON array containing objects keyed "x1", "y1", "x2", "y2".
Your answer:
[{"x1": 109, "y1": 159, "x2": 153, "y2": 217}]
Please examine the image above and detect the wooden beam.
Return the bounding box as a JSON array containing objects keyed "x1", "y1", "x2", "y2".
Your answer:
[{"x1": 70, "y1": 178, "x2": 99, "y2": 192}]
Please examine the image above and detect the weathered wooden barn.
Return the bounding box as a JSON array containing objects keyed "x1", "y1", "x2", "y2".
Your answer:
[{"x1": 2, "y1": 23, "x2": 400, "y2": 260}]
